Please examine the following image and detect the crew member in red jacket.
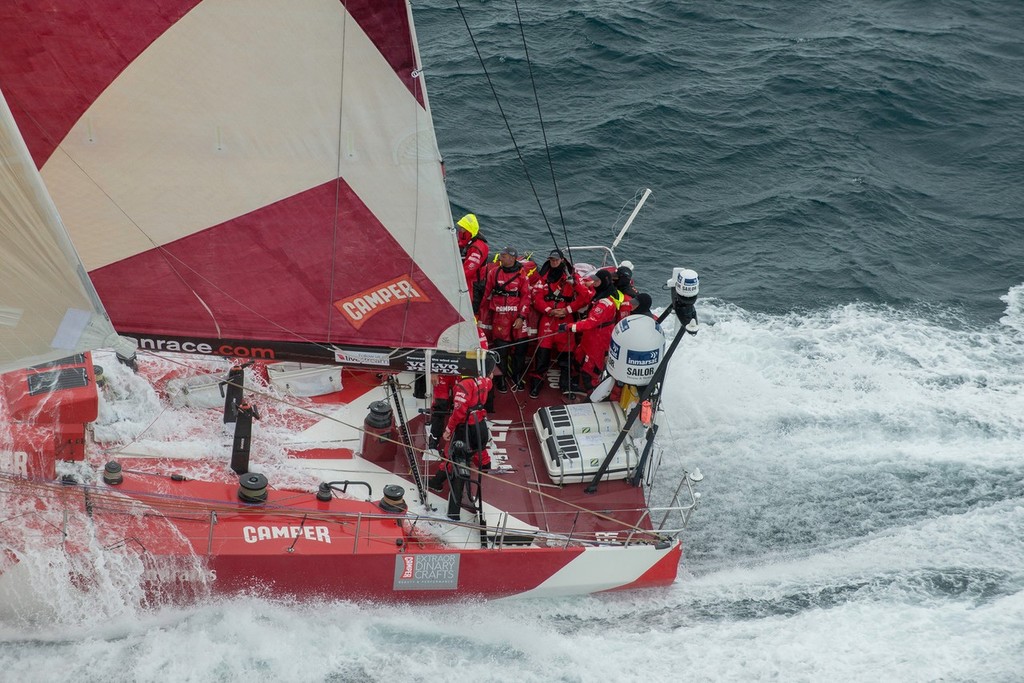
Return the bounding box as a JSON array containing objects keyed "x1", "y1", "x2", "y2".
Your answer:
[
  {"x1": 528, "y1": 250, "x2": 592, "y2": 397},
  {"x1": 564, "y1": 269, "x2": 624, "y2": 391},
  {"x1": 425, "y1": 373, "x2": 459, "y2": 451},
  {"x1": 457, "y1": 213, "x2": 489, "y2": 314},
  {"x1": 427, "y1": 372, "x2": 494, "y2": 520},
  {"x1": 481, "y1": 246, "x2": 531, "y2": 392}
]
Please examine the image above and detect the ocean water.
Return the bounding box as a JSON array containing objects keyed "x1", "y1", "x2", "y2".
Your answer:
[{"x1": 3, "y1": 1, "x2": 1024, "y2": 680}]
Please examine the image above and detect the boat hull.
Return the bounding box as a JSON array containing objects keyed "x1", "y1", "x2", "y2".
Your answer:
[{"x1": 0, "y1": 463, "x2": 681, "y2": 611}]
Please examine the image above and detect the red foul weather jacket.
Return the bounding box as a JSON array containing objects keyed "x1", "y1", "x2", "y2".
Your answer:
[
  {"x1": 482, "y1": 263, "x2": 531, "y2": 341},
  {"x1": 572, "y1": 294, "x2": 621, "y2": 373}
]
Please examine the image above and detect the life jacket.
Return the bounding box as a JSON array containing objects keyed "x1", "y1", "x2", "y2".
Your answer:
[
  {"x1": 454, "y1": 376, "x2": 489, "y2": 426},
  {"x1": 461, "y1": 235, "x2": 489, "y2": 277},
  {"x1": 488, "y1": 263, "x2": 527, "y2": 299},
  {"x1": 595, "y1": 290, "x2": 625, "y2": 328},
  {"x1": 543, "y1": 280, "x2": 579, "y2": 303}
]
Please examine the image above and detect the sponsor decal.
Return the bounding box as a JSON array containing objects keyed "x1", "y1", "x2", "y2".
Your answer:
[
  {"x1": 608, "y1": 339, "x2": 620, "y2": 360},
  {"x1": 393, "y1": 554, "x2": 460, "y2": 590},
  {"x1": 0, "y1": 451, "x2": 28, "y2": 477},
  {"x1": 134, "y1": 337, "x2": 276, "y2": 359},
  {"x1": 618, "y1": 318, "x2": 631, "y2": 332},
  {"x1": 623, "y1": 348, "x2": 661, "y2": 380},
  {"x1": 626, "y1": 365, "x2": 657, "y2": 379},
  {"x1": 242, "y1": 525, "x2": 332, "y2": 544},
  {"x1": 335, "y1": 276, "x2": 431, "y2": 329},
  {"x1": 334, "y1": 349, "x2": 391, "y2": 366},
  {"x1": 404, "y1": 358, "x2": 460, "y2": 375},
  {"x1": 626, "y1": 348, "x2": 660, "y2": 366}
]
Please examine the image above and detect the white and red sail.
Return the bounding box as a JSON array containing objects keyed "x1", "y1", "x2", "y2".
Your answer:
[
  {"x1": 0, "y1": 0, "x2": 478, "y2": 359},
  {"x1": 0, "y1": 90, "x2": 119, "y2": 372}
]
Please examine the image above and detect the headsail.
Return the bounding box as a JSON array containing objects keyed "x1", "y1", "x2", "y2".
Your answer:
[
  {"x1": 0, "y1": 0, "x2": 478, "y2": 362},
  {"x1": 0, "y1": 90, "x2": 119, "y2": 373}
]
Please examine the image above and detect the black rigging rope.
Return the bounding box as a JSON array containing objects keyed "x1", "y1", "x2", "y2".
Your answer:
[
  {"x1": 511, "y1": 0, "x2": 573, "y2": 267},
  {"x1": 453, "y1": 0, "x2": 569, "y2": 264}
]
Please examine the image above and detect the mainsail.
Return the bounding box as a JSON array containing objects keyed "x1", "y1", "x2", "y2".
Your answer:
[
  {"x1": 0, "y1": 0, "x2": 478, "y2": 362},
  {"x1": 0, "y1": 90, "x2": 119, "y2": 373}
]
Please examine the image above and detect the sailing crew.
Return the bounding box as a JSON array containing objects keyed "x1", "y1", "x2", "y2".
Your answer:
[
  {"x1": 427, "y1": 371, "x2": 494, "y2": 520},
  {"x1": 519, "y1": 253, "x2": 542, "y2": 341},
  {"x1": 481, "y1": 246, "x2": 531, "y2": 392},
  {"x1": 561, "y1": 269, "x2": 623, "y2": 392},
  {"x1": 426, "y1": 373, "x2": 459, "y2": 451},
  {"x1": 614, "y1": 260, "x2": 639, "y2": 299},
  {"x1": 528, "y1": 250, "x2": 592, "y2": 398},
  {"x1": 457, "y1": 213, "x2": 489, "y2": 314},
  {"x1": 631, "y1": 292, "x2": 655, "y2": 318}
]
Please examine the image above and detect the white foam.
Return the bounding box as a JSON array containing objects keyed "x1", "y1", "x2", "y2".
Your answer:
[{"x1": 4, "y1": 296, "x2": 1024, "y2": 680}]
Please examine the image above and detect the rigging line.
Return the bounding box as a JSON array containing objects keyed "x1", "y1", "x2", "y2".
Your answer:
[
  {"x1": 156, "y1": 369, "x2": 655, "y2": 535},
  {"x1": 4, "y1": 97, "x2": 219, "y2": 339},
  {"x1": 151, "y1": 249, "x2": 338, "y2": 353},
  {"x1": 401, "y1": 22, "x2": 424, "y2": 350},
  {"x1": 327, "y1": 2, "x2": 351, "y2": 345},
  {"x1": 24, "y1": 142, "x2": 222, "y2": 336},
  {"x1": 453, "y1": 0, "x2": 556, "y2": 238},
  {"x1": 512, "y1": 0, "x2": 573, "y2": 265},
  {"x1": 2, "y1": 469, "x2": 657, "y2": 538},
  {"x1": 28, "y1": 134, "x2": 340, "y2": 355},
  {"x1": 11, "y1": 56, "x2": 341, "y2": 356}
]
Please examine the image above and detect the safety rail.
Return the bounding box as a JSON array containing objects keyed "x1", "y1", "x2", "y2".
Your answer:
[
  {"x1": 2, "y1": 471, "x2": 700, "y2": 553},
  {"x1": 562, "y1": 245, "x2": 620, "y2": 270}
]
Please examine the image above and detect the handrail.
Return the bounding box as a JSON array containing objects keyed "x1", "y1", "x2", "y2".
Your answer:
[{"x1": 4, "y1": 471, "x2": 701, "y2": 550}]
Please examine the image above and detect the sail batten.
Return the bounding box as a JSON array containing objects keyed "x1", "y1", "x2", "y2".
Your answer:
[{"x1": 0, "y1": 0, "x2": 479, "y2": 356}]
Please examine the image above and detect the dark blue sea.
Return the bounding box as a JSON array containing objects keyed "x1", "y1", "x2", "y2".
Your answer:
[{"x1": 2, "y1": 1, "x2": 1022, "y2": 680}]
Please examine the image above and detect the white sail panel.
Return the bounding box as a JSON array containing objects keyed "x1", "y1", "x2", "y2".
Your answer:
[
  {"x1": 37, "y1": 0, "x2": 477, "y2": 352},
  {"x1": 0, "y1": 90, "x2": 118, "y2": 372}
]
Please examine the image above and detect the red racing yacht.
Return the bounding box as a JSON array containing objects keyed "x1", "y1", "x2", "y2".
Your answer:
[{"x1": 0, "y1": 0, "x2": 702, "y2": 614}]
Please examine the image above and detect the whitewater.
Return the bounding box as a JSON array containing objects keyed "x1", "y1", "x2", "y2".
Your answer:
[{"x1": 1, "y1": 291, "x2": 1021, "y2": 681}]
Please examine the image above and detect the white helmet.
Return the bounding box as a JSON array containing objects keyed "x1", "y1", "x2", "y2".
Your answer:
[{"x1": 674, "y1": 269, "x2": 699, "y2": 298}]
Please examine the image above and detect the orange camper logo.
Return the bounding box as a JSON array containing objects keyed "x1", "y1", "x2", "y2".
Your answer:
[{"x1": 334, "y1": 276, "x2": 430, "y2": 329}]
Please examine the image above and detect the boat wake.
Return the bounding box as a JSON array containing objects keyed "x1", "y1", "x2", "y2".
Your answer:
[{"x1": 3, "y1": 292, "x2": 1023, "y2": 680}]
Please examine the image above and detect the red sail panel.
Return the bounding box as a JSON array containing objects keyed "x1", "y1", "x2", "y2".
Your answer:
[{"x1": 88, "y1": 180, "x2": 461, "y2": 347}]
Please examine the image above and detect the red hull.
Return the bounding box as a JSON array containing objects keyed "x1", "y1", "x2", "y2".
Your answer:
[{"x1": 0, "y1": 357, "x2": 690, "y2": 608}]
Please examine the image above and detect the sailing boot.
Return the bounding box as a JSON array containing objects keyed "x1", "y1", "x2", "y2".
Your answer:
[
  {"x1": 494, "y1": 375, "x2": 508, "y2": 393},
  {"x1": 529, "y1": 376, "x2": 544, "y2": 398}
]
